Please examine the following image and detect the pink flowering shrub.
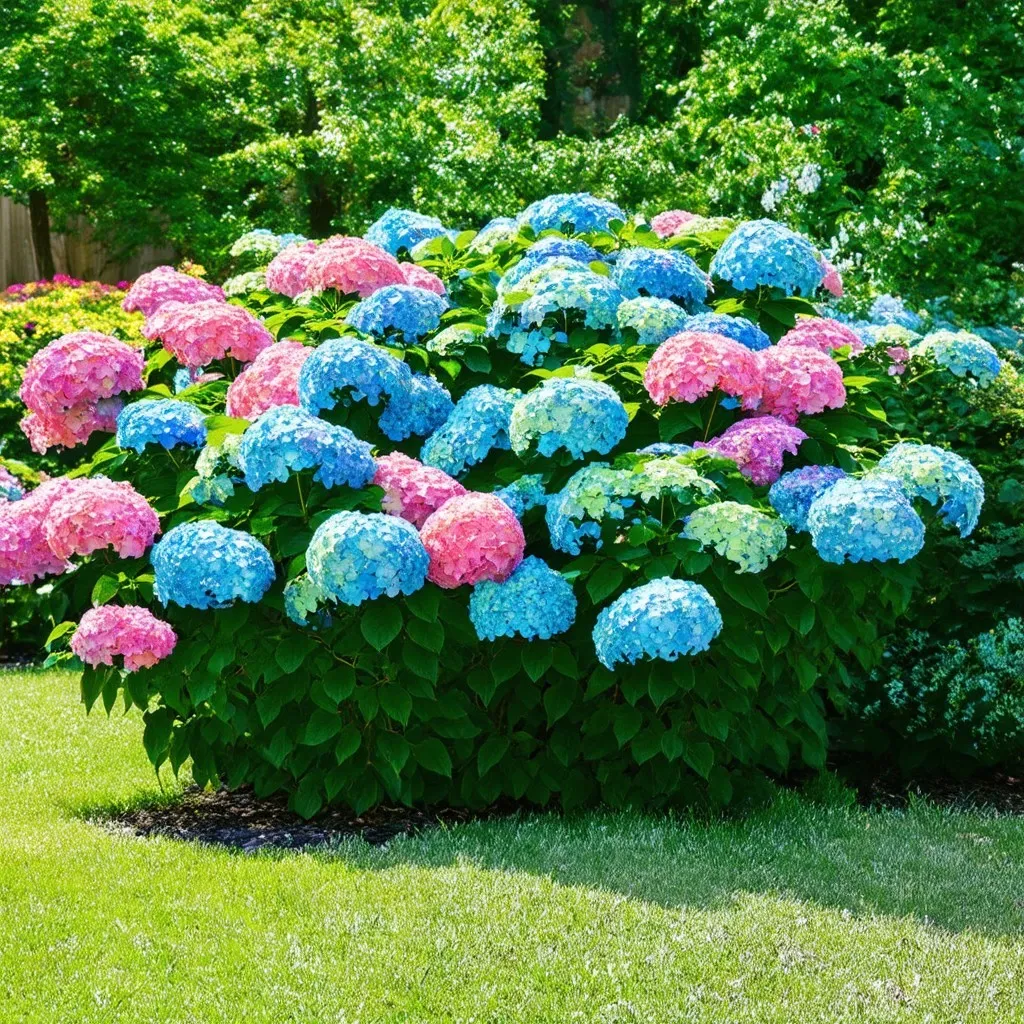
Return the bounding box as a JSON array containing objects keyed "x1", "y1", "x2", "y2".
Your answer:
[
  {"x1": 20, "y1": 399, "x2": 123, "y2": 454},
  {"x1": 142, "y1": 300, "x2": 273, "y2": 368},
  {"x1": 373, "y1": 452, "x2": 466, "y2": 529},
  {"x1": 265, "y1": 242, "x2": 318, "y2": 298},
  {"x1": 696, "y1": 416, "x2": 808, "y2": 485},
  {"x1": 122, "y1": 266, "x2": 224, "y2": 317},
  {"x1": 650, "y1": 210, "x2": 699, "y2": 238},
  {"x1": 819, "y1": 257, "x2": 844, "y2": 297},
  {"x1": 71, "y1": 605, "x2": 176, "y2": 672},
  {"x1": 0, "y1": 477, "x2": 85, "y2": 584},
  {"x1": 399, "y1": 262, "x2": 446, "y2": 296},
  {"x1": 226, "y1": 341, "x2": 312, "y2": 419},
  {"x1": 779, "y1": 317, "x2": 864, "y2": 355},
  {"x1": 420, "y1": 492, "x2": 525, "y2": 588},
  {"x1": 305, "y1": 237, "x2": 406, "y2": 297},
  {"x1": 644, "y1": 331, "x2": 762, "y2": 409},
  {"x1": 758, "y1": 346, "x2": 847, "y2": 423}
]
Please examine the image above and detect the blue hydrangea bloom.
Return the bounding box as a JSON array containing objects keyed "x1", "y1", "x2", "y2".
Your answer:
[
  {"x1": 768, "y1": 465, "x2": 848, "y2": 532},
  {"x1": 237, "y1": 405, "x2": 376, "y2": 491},
  {"x1": 299, "y1": 337, "x2": 412, "y2": 415},
  {"x1": 630, "y1": 457, "x2": 718, "y2": 504},
  {"x1": 709, "y1": 219, "x2": 825, "y2": 297},
  {"x1": 593, "y1": 578, "x2": 723, "y2": 669},
  {"x1": 975, "y1": 325, "x2": 1023, "y2": 351},
  {"x1": 505, "y1": 326, "x2": 568, "y2": 366},
  {"x1": 527, "y1": 236, "x2": 602, "y2": 265},
  {"x1": 546, "y1": 464, "x2": 634, "y2": 555},
  {"x1": 470, "y1": 216, "x2": 519, "y2": 254},
  {"x1": 684, "y1": 312, "x2": 772, "y2": 352},
  {"x1": 510, "y1": 376, "x2": 628, "y2": 458},
  {"x1": 807, "y1": 475, "x2": 925, "y2": 564},
  {"x1": 469, "y1": 556, "x2": 577, "y2": 641},
  {"x1": 612, "y1": 247, "x2": 709, "y2": 310},
  {"x1": 681, "y1": 501, "x2": 788, "y2": 574},
  {"x1": 230, "y1": 228, "x2": 284, "y2": 262},
  {"x1": 379, "y1": 373, "x2": 454, "y2": 442},
  {"x1": 278, "y1": 232, "x2": 307, "y2": 247},
  {"x1": 365, "y1": 208, "x2": 446, "y2": 255},
  {"x1": 616, "y1": 297, "x2": 690, "y2": 346},
  {"x1": 0, "y1": 474, "x2": 24, "y2": 501},
  {"x1": 494, "y1": 474, "x2": 548, "y2": 518},
  {"x1": 116, "y1": 399, "x2": 207, "y2": 452},
  {"x1": 306, "y1": 510, "x2": 428, "y2": 606},
  {"x1": 345, "y1": 284, "x2": 448, "y2": 345},
  {"x1": 869, "y1": 294, "x2": 924, "y2": 331},
  {"x1": 152, "y1": 520, "x2": 275, "y2": 609},
  {"x1": 518, "y1": 268, "x2": 624, "y2": 331},
  {"x1": 498, "y1": 254, "x2": 591, "y2": 297},
  {"x1": 173, "y1": 366, "x2": 206, "y2": 393},
  {"x1": 421, "y1": 385, "x2": 519, "y2": 476},
  {"x1": 638, "y1": 442, "x2": 694, "y2": 456},
  {"x1": 188, "y1": 434, "x2": 243, "y2": 506},
  {"x1": 283, "y1": 574, "x2": 332, "y2": 630},
  {"x1": 517, "y1": 193, "x2": 627, "y2": 235},
  {"x1": 913, "y1": 330, "x2": 1002, "y2": 387},
  {"x1": 876, "y1": 442, "x2": 984, "y2": 538}
]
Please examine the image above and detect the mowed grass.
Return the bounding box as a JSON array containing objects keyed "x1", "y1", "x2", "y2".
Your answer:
[{"x1": 2, "y1": 670, "x2": 1024, "y2": 1023}]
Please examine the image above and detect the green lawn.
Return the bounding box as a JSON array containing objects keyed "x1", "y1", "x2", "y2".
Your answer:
[{"x1": 2, "y1": 669, "x2": 1024, "y2": 1022}]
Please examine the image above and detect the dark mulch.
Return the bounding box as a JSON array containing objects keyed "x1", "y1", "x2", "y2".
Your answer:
[
  {"x1": 861, "y1": 771, "x2": 1024, "y2": 815},
  {"x1": 106, "y1": 787, "x2": 483, "y2": 853}
]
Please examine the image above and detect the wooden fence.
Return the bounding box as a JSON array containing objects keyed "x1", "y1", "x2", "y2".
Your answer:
[{"x1": 0, "y1": 196, "x2": 175, "y2": 288}]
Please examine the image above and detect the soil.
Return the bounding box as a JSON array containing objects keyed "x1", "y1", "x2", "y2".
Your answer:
[{"x1": 859, "y1": 771, "x2": 1024, "y2": 815}]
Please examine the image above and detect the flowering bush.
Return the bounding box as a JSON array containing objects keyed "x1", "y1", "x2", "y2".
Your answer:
[{"x1": 9, "y1": 201, "x2": 989, "y2": 817}]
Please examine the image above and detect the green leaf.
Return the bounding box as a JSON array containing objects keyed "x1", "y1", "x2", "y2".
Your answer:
[
  {"x1": 276, "y1": 636, "x2": 316, "y2": 674},
  {"x1": 379, "y1": 685, "x2": 413, "y2": 726},
  {"x1": 521, "y1": 644, "x2": 553, "y2": 682},
  {"x1": 661, "y1": 731, "x2": 684, "y2": 762},
  {"x1": 683, "y1": 740, "x2": 714, "y2": 780},
  {"x1": 648, "y1": 671, "x2": 677, "y2": 709},
  {"x1": 708, "y1": 764, "x2": 734, "y2": 804},
  {"x1": 612, "y1": 706, "x2": 643, "y2": 747},
  {"x1": 361, "y1": 602, "x2": 403, "y2": 651},
  {"x1": 293, "y1": 777, "x2": 323, "y2": 819},
  {"x1": 586, "y1": 562, "x2": 625, "y2": 605},
  {"x1": 91, "y1": 575, "x2": 120, "y2": 607},
  {"x1": 477, "y1": 736, "x2": 509, "y2": 777},
  {"x1": 543, "y1": 677, "x2": 576, "y2": 726},
  {"x1": 376, "y1": 732, "x2": 410, "y2": 774},
  {"x1": 407, "y1": 618, "x2": 444, "y2": 654},
  {"x1": 406, "y1": 587, "x2": 439, "y2": 622},
  {"x1": 141, "y1": 708, "x2": 174, "y2": 767},
  {"x1": 335, "y1": 724, "x2": 361, "y2": 764},
  {"x1": 45, "y1": 621, "x2": 76, "y2": 647},
  {"x1": 720, "y1": 574, "x2": 769, "y2": 615},
  {"x1": 322, "y1": 665, "x2": 355, "y2": 705},
  {"x1": 414, "y1": 738, "x2": 452, "y2": 776},
  {"x1": 303, "y1": 709, "x2": 343, "y2": 746}
]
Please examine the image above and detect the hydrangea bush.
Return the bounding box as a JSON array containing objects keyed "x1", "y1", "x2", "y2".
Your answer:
[{"x1": 5, "y1": 199, "x2": 994, "y2": 815}]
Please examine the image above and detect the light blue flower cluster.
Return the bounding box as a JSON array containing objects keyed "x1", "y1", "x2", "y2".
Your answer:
[
  {"x1": 222, "y1": 271, "x2": 268, "y2": 297},
  {"x1": 684, "y1": 312, "x2": 772, "y2": 352},
  {"x1": 116, "y1": 399, "x2": 208, "y2": 452},
  {"x1": 188, "y1": 434, "x2": 243, "y2": 506},
  {"x1": 682, "y1": 501, "x2": 788, "y2": 574},
  {"x1": 306, "y1": 511, "x2": 428, "y2": 606},
  {"x1": 869, "y1": 294, "x2": 923, "y2": 331},
  {"x1": 236, "y1": 405, "x2": 376, "y2": 491},
  {"x1": 494, "y1": 474, "x2": 548, "y2": 518},
  {"x1": 611, "y1": 247, "x2": 708, "y2": 310},
  {"x1": 593, "y1": 578, "x2": 723, "y2": 669},
  {"x1": 519, "y1": 268, "x2": 624, "y2": 331},
  {"x1": 517, "y1": 192, "x2": 626, "y2": 235},
  {"x1": 807, "y1": 475, "x2": 925, "y2": 564},
  {"x1": 152, "y1": 520, "x2": 275, "y2": 609},
  {"x1": 709, "y1": 219, "x2": 824, "y2": 297},
  {"x1": 345, "y1": 284, "x2": 448, "y2": 345},
  {"x1": 283, "y1": 574, "x2": 332, "y2": 630},
  {"x1": 527, "y1": 236, "x2": 602, "y2": 264},
  {"x1": 498, "y1": 254, "x2": 590, "y2": 297},
  {"x1": 364, "y1": 208, "x2": 446, "y2": 255},
  {"x1": 469, "y1": 216, "x2": 518, "y2": 254},
  {"x1": 855, "y1": 323, "x2": 921, "y2": 348},
  {"x1": 469, "y1": 556, "x2": 577, "y2": 641},
  {"x1": 509, "y1": 376, "x2": 628, "y2": 458},
  {"x1": 0, "y1": 473, "x2": 23, "y2": 501},
  {"x1": 378, "y1": 373, "x2": 454, "y2": 442},
  {"x1": 298, "y1": 337, "x2": 412, "y2": 414},
  {"x1": 505, "y1": 326, "x2": 567, "y2": 366},
  {"x1": 913, "y1": 330, "x2": 1002, "y2": 387},
  {"x1": 876, "y1": 442, "x2": 984, "y2": 537},
  {"x1": 426, "y1": 324, "x2": 482, "y2": 357},
  {"x1": 638, "y1": 442, "x2": 694, "y2": 456},
  {"x1": 616, "y1": 297, "x2": 690, "y2": 346},
  {"x1": 768, "y1": 465, "x2": 848, "y2": 532},
  {"x1": 631, "y1": 457, "x2": 718, "y2": 503},
  {"x1": 421, "y1": 385, "x2": 519, "y2": 476},
  {"x1": 229, "y1": 228, "x2": 284, "y2": 263},
  {"x1": 546, "y1": 464, "x2": 634, "y2": 554}
]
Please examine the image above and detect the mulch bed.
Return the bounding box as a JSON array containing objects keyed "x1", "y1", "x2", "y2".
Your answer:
[
  {"x1": 106, "y1": 787, "x2": 482, "y2": 853},
  {"x1": 860, "y1": 771, "x2": 1024, "y2": 815}
]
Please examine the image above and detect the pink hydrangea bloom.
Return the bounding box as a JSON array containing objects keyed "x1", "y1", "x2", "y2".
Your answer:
[
  {"x1": 778, "y1": 317, "x2": 864, "y2": 355},
  {"x1": 887, "y1": 346, "x2": 910, "y2": 376},
  {"x1": 71, "y1": 605, "x2": 177, "y2": 672},
  {"x1": 0, "y1": 477, "x2": 85, "y2": 584},
  {"x1": 305, "y1": 236, "x2": 406, "y2": 297},
  {"x1": 122, "y1": 265, "x2": 224, "y2": 316},
  {"x1": 644, "y1": 331, "x2": 762, "y2": 409},
  {"x1": 43, "y1": 477, "x2": 160, "y2": 560},
  {"x1": 650, "y1": 210, "x2": 699, "y2": 239},
  {"x1": 820, "y1": 257, "x2": 843, "y2": 297},
  {"x1": 265, "y1": 242, "x2": 318, "y2": 298},
  {"x1": 20, "y1": 398, "x2": 123, "y2": 454},
  {"x1": 399, "y1": 262, "x2": 446, "y2": 297},
  {"x1": 758, "y1": 346, "x2": 847, "y2": 423},
  {"x1": 420, "y1": 492, "x2": 525, "y2": 588},
  {"x1": 696, "y1": 416, "x2": 808, "y2": 486},
  {"x1": 373, "y1": 452, "x2": 466, "y2": 529},
  {"x1": 142, "y1": 300, "x2": 273, "y2": 368},
  {"x1": 225, "y1": 341, "x2": 312, "y2": 419},
  {"x1": 20, "y1": 331, "x2": 144, "y2": 417}
]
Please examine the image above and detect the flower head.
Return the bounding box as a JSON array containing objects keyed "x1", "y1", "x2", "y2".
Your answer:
[
  {"x1": 527, "y1": 236, "x2": 602, "y2": 264},
  {"x1": 345, "y1": 284, "x2": 448, "y2": 344},
  {"x1": 20, "y1": 399, "x2": 123, "y2": 454},
  {"x1": 779, "y1": 317, "x2": 864, "y2": 355},
  {"x1": 494, "y1": 474, "x2": 548, "y2": 518},
  {"x1": 237, "y1": 405, "x2": 376, "y2": 491},
  {"x1": 226, "y1": 341, "x2": 312, "y2": 420},
  {"x1": 517, "y1": 193, "x2": 626, "y2": 234},
  {"x1": 757, "y1": 346, "x2": 846, "y2": 422},
  {"x1": 116, "y1": 399, "x2": 207, "y2": 452},
  {"x1": 650, "y1": 210, "x2": 699, "y2": 238},
  {"x1": 306, "y1": 510, "x2": 428, "y2": 605},
  {"x1": 768, "y1": 465, "x2": 847, "y2": 531},
  {"x1": 71, "y1": 605, "x2": 176, "y2": 673},
  {"x1": 142, "y1": 300, "x2": 272, "y2": 368},
  {"x1": 365, "y1": 208, "x2": 446, "y2": 255},
  {"x1": 875, "y1": 442, "x2": 984, "y2": 537},
  {"x1": 265, "y1": 242, "x2": 318, "y2": 298},
  {"x1": 546, "y1": 464, "x2": 634, "y2": 554},
  {"x1": 682, "y1": 501, "x2": 787, "y2": 573},
  {"x1": 518, "y1": 268, "x2": 623, "y2": 331},
  {"x1": 913, "y1": 330, "x2": 1002, "y2": 387},
  {"x1": 593, "y1": 578, "x2": 722, "y2": 669},
  {"x1": 710, "y1": 219, "x2": 825, "y2": 296},
  {"x1": 683, "y1": 312, "x2": 771, "y2": 352},
  {"x1": 470, "y1": 556, "x2": 577, "y2": 641},
  {"x1": 616, "y1": 297, "x2": 691, "y2": 346},
  {"x1": 631, "y1": 457, "x2": 718, "y2": 504},
  {"x1": 372, "y1": 452, "x2": 466, "y2": 528},
  {"x1": 230, "y1": 228, "x2": 285, "y2": 263},
  {"x1": 696, "y1": 416, "x2": 807, "y2": 486},
  {"x1": 638, "y1": 442, "x2": 694, "y2": 456},
  {"x1": 0, "y1": 467, "x2": 24, "y2": 502},
  {"x1": 421, "y1": 385, "x2": 519, "y2": 476},
  {"x1": 305, "y1": 236, "x2": 406, "y2": 296},
  {"x1": 420, "y1": 492, "x2": 525, "y2": 588},
  {"x1": 612, "y1": 247, "x2": 709, "y2": 310},
  {"x1": 378, "y1": 373, "x2": 453, "y2": 442},
  {"x1": 820, "y1": 257, "x2": 843, "y2": 297},
  {"x1": 0, "y1": 477, "x2": 84, "y2": 584},
  {"x1": 44, "y1": 477, "x2": 159, "y2": 560},
  {"x1": 122, "y1": 265, "x2": 224, "y2": 316},
  {"x1": 644, "y1": 331, "x2": 762, "y2": 409},
  {"x1": 152, "y1": 521, "x2": 275, "y2": 609},
  {"x1": 399, "y1": 262, "x2": 446, "y2": 296},
  {"x1": 869, "y1": 294, "x2": 923, "y2": 331},
  {"x1": 222, "y1": 271, "x2": 269, "y2": 297},
  {"x1": 298, "y1": 337, "x2": 412, "y2": 415},
  {"x1": 510, "y1": 376, "x2": 628, "y2": 458},
  {"x1": 469, "y1": 216, "x2": 518, "y2": 254}
]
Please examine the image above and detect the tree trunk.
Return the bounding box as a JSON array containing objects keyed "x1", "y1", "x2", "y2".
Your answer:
[{"x1": 28, "y1": 190, "x2": 55, "y2": 280}]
